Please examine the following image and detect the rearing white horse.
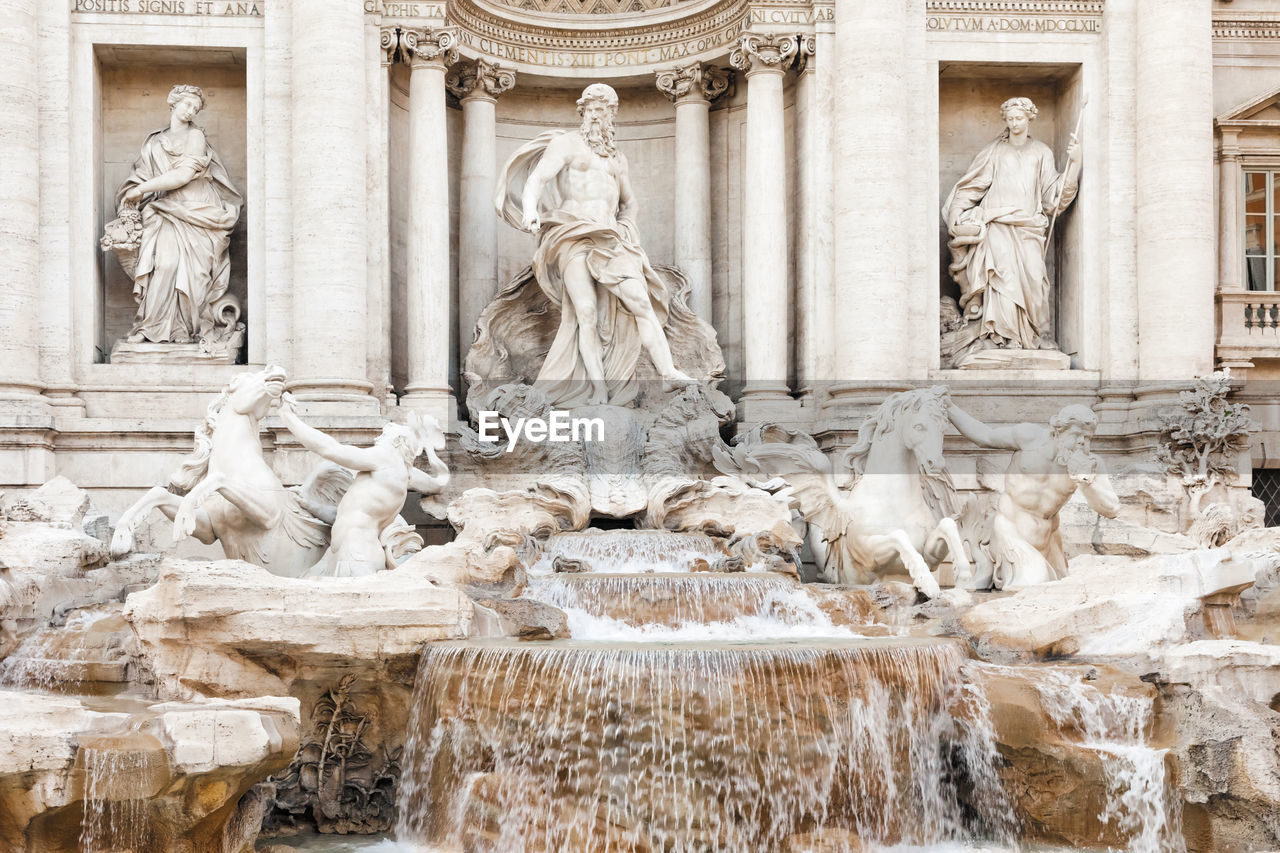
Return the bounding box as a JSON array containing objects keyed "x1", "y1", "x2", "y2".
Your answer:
[
  {"x1": 717, "y1": 387, "x2": 970, "y2": 597},
  {"x1": 110, "y1": 365, "x2": 347, "y2": 576}
]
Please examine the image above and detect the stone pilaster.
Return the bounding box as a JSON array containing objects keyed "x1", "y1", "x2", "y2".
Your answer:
[
  {"x1": 366, "y1": 26, "x2": 398, "y2": 405},
  {"x1": 656, "y1": 63, "x2": 730, "y2": 324},
  {"x1": 825, "y1": 0, "x2": 915, "y2": 408},
  {"x1": 400, "y1": 27, "x2": 458, "y2": 422},
  {"x1": 1218, "y1": 130, "x2": 1242, "y2": 294},
  {"x1": 289, "y1": 0, "x2": 373, "y2": 407},
  {"x1": 730, "y1": 34, "x2": 796, "y2": 406},
  {"x1": 792, "y1": 34, "x2": 834, "y2": 399},
  {"x1": 447, "y1": 58, "x2": 514, "y2": 366},
  {"x1": 0, "y1": 0, "x2": 44, "y2": 404},
  {"x1": 1135, "y1": 0, "x2": 1214, "y2": 382}
]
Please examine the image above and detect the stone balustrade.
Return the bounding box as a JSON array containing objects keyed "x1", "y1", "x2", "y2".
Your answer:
[{"x1": 1216, "y1": 290, "x2": 1280, "y2": 370}]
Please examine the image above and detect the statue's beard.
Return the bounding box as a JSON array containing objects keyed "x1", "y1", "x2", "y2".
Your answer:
[
  {"x1": 1054, "y1": 442, "x2": 1098, "y2": 477},
  {"x1": 580, "y1": 115, "x2": 617, "y2": 158}
]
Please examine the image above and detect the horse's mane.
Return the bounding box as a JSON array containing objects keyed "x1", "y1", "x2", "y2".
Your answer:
[
  {"x1": 169, "y1": 388, "x2": 228, "y2": 495},
  {"x1": 839, "y1": 388, "x2": 958, "y2": 517}
]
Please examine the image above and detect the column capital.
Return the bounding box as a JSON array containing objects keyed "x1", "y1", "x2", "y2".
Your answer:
[
  {"x1": 655, "y1": 63, "x2": 732, "y2": 105},
  {"x1": 729, "y1": 33, "x2": 798, "y2": 76},
  {"x1": 400, "y1": 26, "x2": 459, "y2": 70},
  {"x1": 793, "y1": 33, "x2": 816, "y2": 73},
  {"x1": 446, "y1": 58, "x2": 516, "y2": 102},
  {"x1": 379, "y1": 26, "x2": 397, "y2": 67}
]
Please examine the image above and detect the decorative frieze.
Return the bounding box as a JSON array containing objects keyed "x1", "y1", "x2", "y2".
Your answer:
[
  {"x1": 655, "y1": 63, "x2": 731, "y2": 104},
  {"x1": 1214, "y1": 18, "x2": 1280, "y2": 40},
  {"x1": 446, "y1": 58, "x2": 516, "y2": 101}
]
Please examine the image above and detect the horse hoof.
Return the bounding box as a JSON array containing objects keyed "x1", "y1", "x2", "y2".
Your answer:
[{"x1": 109, "y1": 529, "x2": 134, "y2": 558}]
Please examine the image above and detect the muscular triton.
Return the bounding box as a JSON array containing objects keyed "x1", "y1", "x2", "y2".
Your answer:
[
  {"x1": 947, "y1": 401, "x2": 1119, "y2": 589},
  {"x1": 496, "y1": 83, "x2": 692, "y2": 407}
]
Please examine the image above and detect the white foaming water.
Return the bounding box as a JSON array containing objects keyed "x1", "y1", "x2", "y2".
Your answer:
[
  {"x1": 1033, "y1": 670, "x2": 1184, "y2": 853},
  {"x1": 527, "y1": 529, "x2": 742, "y2": 574},
  {"x1": 0, "y1": 608, "x2": 121, "y2": 691},
  {"x1": 526, "y1": 573, "x2": 866, "y2": 641}
]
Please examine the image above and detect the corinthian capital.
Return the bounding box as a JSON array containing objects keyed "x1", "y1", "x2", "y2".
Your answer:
[
  {"x1": 729, "y1": 33, "x2": 798, "y2": 74},
  {"x1": 446, "y1": 58, "x2": 516, "y2": 101},
  {"x1": 655, "y1": 63, "x2": 732, "y2": 105},
  {"x1": 400, "y1": 26, "x2": 459, "y2": 69}
]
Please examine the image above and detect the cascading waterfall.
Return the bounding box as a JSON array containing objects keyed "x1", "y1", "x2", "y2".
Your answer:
[
  {"x1": 528, "y1": 530, "x2": 731, "y2": 574},
  {"x1": 1033, "y1": 670, "x2": 1184, "y2": 853},
  {"x1": 525, "y1": 573, "x2": 867, "y2": 640},
  {"x1": 77, "y1": 737, "x2": 165, "y2": 853},
  {"x1": 396, "y1": 639, "x2": 1015, "y2": 852}
]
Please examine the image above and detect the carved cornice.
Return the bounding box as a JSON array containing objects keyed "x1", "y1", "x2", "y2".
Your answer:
[
  {"x1": 1214, "y1": 17, "x2": 1280, "y2": 40},
  {"x1": 655, "y1": 63, "x2": 731, "y2": 104},
  {"x1": 401, "y1": 26, "x2": 461, "y2": 68},
  {"x1": 729, "y1": 32, "x2": 797, "y2": 74},
  {"x1": 446, "y1": 58, "x2": 517, "y2": 100}
]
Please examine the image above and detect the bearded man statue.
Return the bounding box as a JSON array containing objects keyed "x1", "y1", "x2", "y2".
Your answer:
[{"x1": 494, "y1": 83, "x2": 692, "y2": 408}]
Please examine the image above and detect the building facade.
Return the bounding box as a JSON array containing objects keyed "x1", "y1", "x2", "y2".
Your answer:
[{"x1": 1, "y1": 0, "x2": 1278, "y2": 518}]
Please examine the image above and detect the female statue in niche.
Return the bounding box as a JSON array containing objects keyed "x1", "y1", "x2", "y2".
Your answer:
[
  {"x1": 108, "y1": 84, "x2": 242, "y2": 351},
  {"x1": 943, "y1": 96, "x2": 1081, "y2": 364}
]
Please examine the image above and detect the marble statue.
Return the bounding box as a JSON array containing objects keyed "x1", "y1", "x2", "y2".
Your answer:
[
  {"x1": 943, "y1": 97, "x2": 1081, "y2": 369},
  {"x1": 278, "y1": 398, "x2": 450, "y2": 577},
  {"x1": 103, "y1": 84, "x2": 243, "y2": 360},
  {"x1": 716, "y1": 388, "x2": 970, "y2": 598},
  {"x1": 110, "y1": 365, "x2": 348, "y2": 577},
  {"x1": 948, "y1": 401, "x2": 1119, "y2": 589},
  {"x1": 494, "y1": 83, "x2": 693, "y2": 407}
]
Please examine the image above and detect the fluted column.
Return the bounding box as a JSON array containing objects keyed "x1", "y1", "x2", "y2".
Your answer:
[
  {"x1": 0, "y1": 0, "x2": 43, "y2": 401},
  {"x1": 447, "y1": 59, "x2": 514, "y2": 366},
  {"x1": 656, "y1": 63, "x2": 730, "y2": 323},
  {"x1": 1218, "y1": 130, "x2": 1242, "y2": 293},
  {"x1": 826, "y1": 0, "x2": 913, "y2": 398},
  {"x1": 400, "y1": 27, "x2": 457, "y2": 421},
  {"x1": 290, "y1": 0, "x2": 371, "y2": 406},
  {"x1": 1135, "y1": 0, "x2": 1214, "y2": 380},
  {"x1": 731, "y1": 34, "x2": 796, "y2": 402}
]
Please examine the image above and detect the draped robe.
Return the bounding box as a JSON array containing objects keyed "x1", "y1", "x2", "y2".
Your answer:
[
  {"x1": 495, "y1": 131, "x2": 672, "y2": 408},
  {"x1": 118, "y1": 128, "x2": 241, "y2": 343},
  {"x1": 943, "y1": 133, "x2": 1076, "y2": 350}
]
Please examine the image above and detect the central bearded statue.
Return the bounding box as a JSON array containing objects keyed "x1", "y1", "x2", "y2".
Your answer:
[{"x1": 495, "y1": 83, "x2": 693, "y2": 408}]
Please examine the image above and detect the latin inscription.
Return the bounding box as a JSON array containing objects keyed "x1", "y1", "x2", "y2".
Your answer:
[
  {"x1": 926, "y1": 15, "x2": 1100, "y2": 33},
  {"x1": 72, "y1": 0, "x2": 262, "y2": 14},
  {"x1": 364, "y1": 2, "x2": 445, "y2": 17}
]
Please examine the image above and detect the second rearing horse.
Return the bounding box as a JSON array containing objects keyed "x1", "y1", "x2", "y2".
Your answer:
[{"x1": 717, "y1": 387, "x2": 970, "y2": 598}]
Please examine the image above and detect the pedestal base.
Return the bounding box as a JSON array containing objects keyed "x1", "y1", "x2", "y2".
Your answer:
[
  {"x1": 954, "y1": 348, "x2": 1071, "y2": 371},
  {"x1": 110, "y1": 336, "x2": 243, "y2": 366}
]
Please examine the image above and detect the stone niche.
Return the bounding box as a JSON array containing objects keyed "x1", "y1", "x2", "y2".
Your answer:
[
  {"x1": 95, "y1": 44, "x2": 248, "y2": 362},
  {"x1": 937, "y1": 61, "x2": 1086, "y2": 369}
]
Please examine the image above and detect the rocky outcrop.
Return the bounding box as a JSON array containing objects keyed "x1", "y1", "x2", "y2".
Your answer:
[
  {"x1": 1153, "y1": 640, "x2": 1280, "y2": 852},
  {"x1": 959, "y1": 549, "x2": 1261, "y2": 663},
  {"x1": 0, "y1": 689, "x2": 298, "y2": 853},
  {"x1": 123, "y1": 557, "x2": 474, "y2": 701}
]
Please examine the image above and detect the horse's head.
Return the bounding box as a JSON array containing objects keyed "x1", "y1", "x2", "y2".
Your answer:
[
  {"x1": 898, "y1": 387, "x2": 951, "y2": 478},
  {"x1": 843, "y1": 386, "x2": 951, "y2": 477},
  {"x1": 226, "y1": 364, "x2": 287, "y2": 420}
]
